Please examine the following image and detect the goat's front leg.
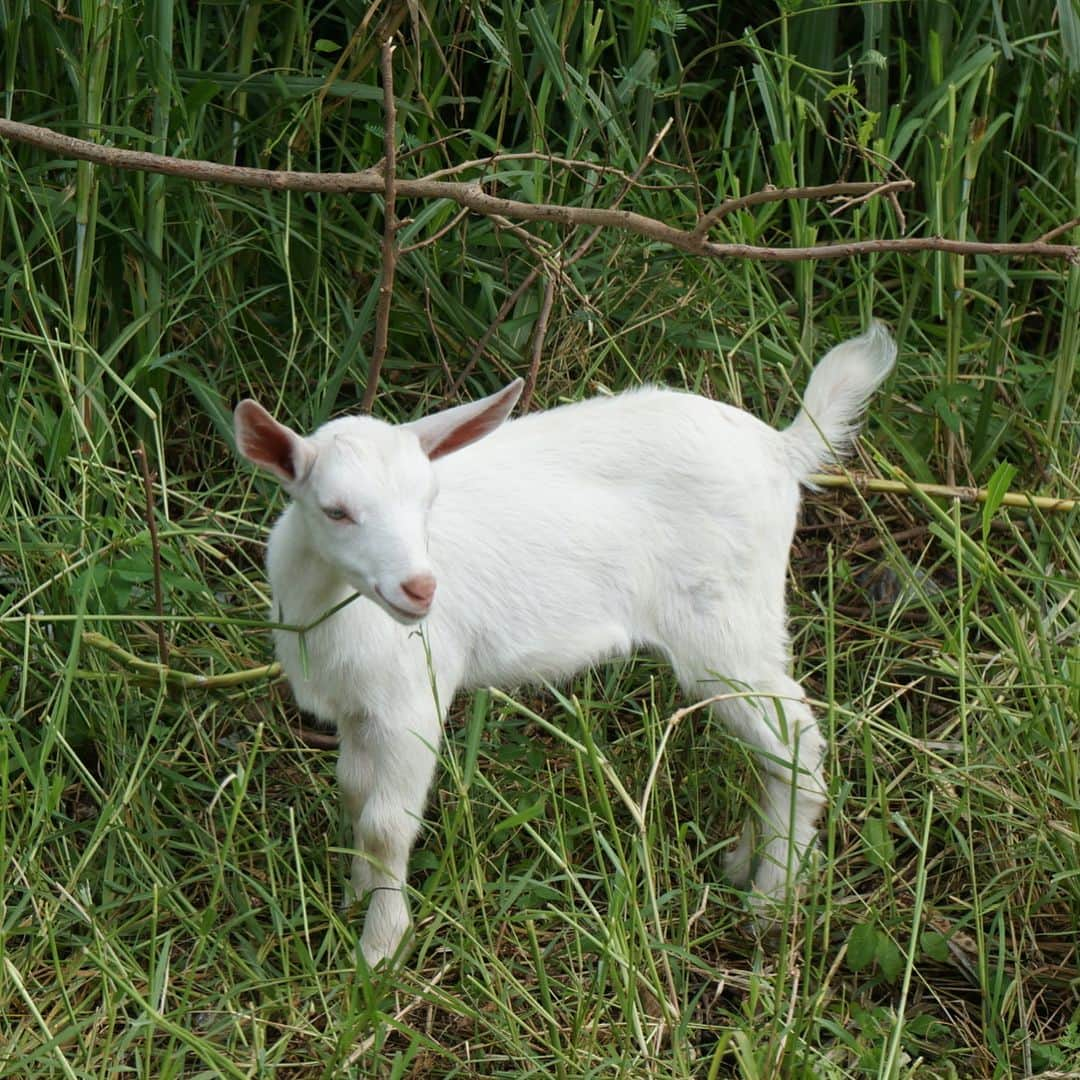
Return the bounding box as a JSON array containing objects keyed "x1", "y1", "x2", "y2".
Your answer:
[{"x1": 337, "y1": 706, "x2": 441, "y2": 966}]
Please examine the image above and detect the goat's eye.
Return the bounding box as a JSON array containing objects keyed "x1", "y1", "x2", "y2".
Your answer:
[{"x1": 322, "y1": 506, "x2": 351, "y2": 522}]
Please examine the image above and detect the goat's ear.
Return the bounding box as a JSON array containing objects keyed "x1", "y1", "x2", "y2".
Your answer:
[
  {"x1": 234, "y1": 399, "x2": 314, "y2": 486},
  {"x1": 407, "y1": 379, "x2": 524, "y2": 461}
]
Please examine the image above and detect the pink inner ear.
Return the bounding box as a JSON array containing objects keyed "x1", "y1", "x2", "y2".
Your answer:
[
  {"x1": 424, "y1": 381, "x2": 521, "y2": 461},
  {"x1": 427, "y1": 412, "x2": 497, "y2": 461},
  {"x1": 238, "y1": 403, "x2": 299, "y2": 481}
]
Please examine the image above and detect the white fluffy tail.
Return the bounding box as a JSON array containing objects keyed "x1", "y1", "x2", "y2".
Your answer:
[{"x1": 783, "y1": 321, "x2": 896, "y2": 478}]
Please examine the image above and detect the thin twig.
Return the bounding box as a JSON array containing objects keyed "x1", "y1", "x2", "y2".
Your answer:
[
  {"x1": 521, "y1": 274, "x2": 556, "y2": 412},
  {"x1": 1038, "y1": 215, "x2": 1080, "y2": 244},
  {"x1": 886, "y1": 189, "x2": 908, "y2": 233},
  {"x1": 694, "y1": 180, "x2": 915, "y2": 237},
  {"x1": 134, "y1": 442, "x2": 168, "y2": 667},
  {"x1": 361, "y1": 36, "x2": 399, "y2": 413},
  {"x1": 807, "y1": 471, "x2": 1076, "y2": 512},
  {"x1": 827, "y1": 179, "x2": 915, "y2": 217},
  {"x1": 518, "y1": 122, "x2": 674, "y2": 408},
  {"x1": 421, "y1": 150, "x2": 684, "y2": 186},
  {"x1": 451, "y1": 272, "x2": 540, "y2": 397},
  {"x1": 399, "y1": 204, "x2": 469, "y2": 253},
  {"x1": 4, "y1": 120, "x2": 1075, "y2": 263},
  {"x1": 293, "y1": 726, "x2": 341, "y2": 750},
  {"x1": 423, "y1": 284, "x2": 454, "y2": 387},
  {"x1": 487, "y1": 212, "x2": 555, "y2": 254},
  {"x1": 847, "y1": 524, "x2": 930, "y2": 555},
  {"x1": 313, "y1": 0, "x2": 386, "y2": 111}
]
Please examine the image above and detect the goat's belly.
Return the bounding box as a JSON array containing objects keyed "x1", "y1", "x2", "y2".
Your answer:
[{"x1": 464, "y1": 620, "x2": 635, "y2": 688}]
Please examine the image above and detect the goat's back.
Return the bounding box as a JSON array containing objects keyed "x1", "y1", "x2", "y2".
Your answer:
[{"x1": 427, "y1": 388, "x2": 801, "y2": 688}]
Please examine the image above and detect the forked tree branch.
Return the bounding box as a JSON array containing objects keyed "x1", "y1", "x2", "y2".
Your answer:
[
  {"x1": 692, "y1": 179, "x2": 915, "y2": 236},
  {"x1": 3, "y1": 118, "x2": 1078, "y2": 262}
]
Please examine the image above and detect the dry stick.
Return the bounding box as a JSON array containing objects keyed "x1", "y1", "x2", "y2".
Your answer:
[
  {"x1": 1038, "y1": 215, "x2": 1080, "y2": 244},
  {"x1": 828, "y1": 179, "x2": 915, "y2": 217},
  {"x1": 314, "y1": 0, "x2": 390, "y2": 111},
  {"x1": 134, "y1": 442, "x2": 168, "y2": 667},
  {"x1": 450, "y1": 118, "x2": 676, "y2": 399},
  {"x1": 289, "y1": 726, "x2": 342, "y2": 751},
  {"x1": 399, "y1": 204, "x2": 469, "y2": 253},
  {"x1": 693, "y1": 180, "x2": 916, "y2": 237},
  {"x1": 4, "y1": 119, "x2": 1076, "y2": 263},
  {"x1": 518, "y1": 119, "x2": 675, "y2": 410},
  {"x1": 521, "y1": 274, "x2": 556, "y2": 411},
  {"x1": 422, "y1": 149, "x2": 685, "y2": 187},
  {"x1": 296, "y1": 1, "x2": 410, "y2": 154},
  {"x1": 361, "y1": 36, "x2": 399, "y2": 413},
  {"x1": 487, "y1": 212, "x2": 555, "y2": 253},
  {"x1": 886, "y1": 190, "x2": 908, "y2": 234},
  {"x1": 562, "y1": 118, "x2": 676, "y2": 279},
  {"x1": 807, "y1": 472, "x2": 1077, "y2": 512}
]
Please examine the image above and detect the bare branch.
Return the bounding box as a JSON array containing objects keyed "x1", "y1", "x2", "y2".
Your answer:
[
  {"x1": 1038, "y1": 216, "x2": 1080, "y2": 244},
  {"x1": 2, "y1": 119, "x2": 1077, "y2": 263},
  {"x1": 292, "y1": 726, "x2": 341, "y2": 750},
  {"x1": 827, "y1": 179, "x2": 915, "y2": 218},
  {"x1": 361, "y1": 36, "x2": 400, "y2": 413},
  {"x1": 694, "y1": 180, "x2": 916, "y2": 237},
  {"x1": 521, "y1": 275, "x2": 556, "y2": 412},
  {"x1": 451, "y1": 265, "x2": 540, "y2": 398},
  {"x1": 422, "y1": 149, "x2": 685, "y2": 188},
  {"x1": 886, "y1": 189, "x2": 908, "y2": 234}
]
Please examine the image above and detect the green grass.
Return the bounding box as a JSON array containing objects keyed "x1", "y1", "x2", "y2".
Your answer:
[{"x1": 2, "y1": 2, "x2": 1079, "y2": 1076}]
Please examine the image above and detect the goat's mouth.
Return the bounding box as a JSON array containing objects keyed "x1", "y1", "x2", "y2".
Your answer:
[{"x1": 373, "y1": 586, "x2": 429, "y2": 623}]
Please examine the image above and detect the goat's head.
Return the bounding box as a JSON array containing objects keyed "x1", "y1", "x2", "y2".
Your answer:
[{"x1": 234, "y1": 380, "x2": 523, "y2": 624}]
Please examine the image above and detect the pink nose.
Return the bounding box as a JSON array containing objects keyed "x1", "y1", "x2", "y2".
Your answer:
[{"x1": 400, "y1": 573, "x2": 436, "y2": 608}]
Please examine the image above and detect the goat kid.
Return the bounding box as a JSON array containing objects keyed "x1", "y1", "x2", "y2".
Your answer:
[{"x1": 234, "y1": 322, "x2": 896, "y2": 965}]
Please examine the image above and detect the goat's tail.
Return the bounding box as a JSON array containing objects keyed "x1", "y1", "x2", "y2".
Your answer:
[{"x1": 782, "y1": 321, "x2": 897, "y2": 479}]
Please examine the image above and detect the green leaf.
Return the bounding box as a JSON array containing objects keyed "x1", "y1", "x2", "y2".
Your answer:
[
  {"x1": 1057, "y1": 0, "x2": 1080, "y2": 73},
  {"x1": 874, "y1": 934, "x2": 903, "y2": 982},
  {"x1": 493, "y1": 796, "x2": 546, "y2": 835},
  {"x1": 920, "y1": 930, "x2": 951, "y2": 963},
  {"x1": 862, "y1": 816, "x2": 896, "y2": 870},
  {"x1": 981, "y1": 460, "x2": 1018, "y2": 543},
  {"x1": 847, "y1": 922, "x2": 879, "y2": 972},
  {"x1": 183, "y1": 79, "x2": 220, "y2": 117}
]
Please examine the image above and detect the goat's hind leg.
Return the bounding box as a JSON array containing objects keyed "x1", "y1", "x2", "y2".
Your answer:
[
  {"x1": 719, "y1": 673, "x2": 826, "y2": 905},
  {"x1": 669, "y1": 644, "x2": 826, "y2": 907}
]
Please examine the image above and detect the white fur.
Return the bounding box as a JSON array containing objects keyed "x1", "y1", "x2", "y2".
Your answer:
[{"x1": 235, "y1": 323, "x2": 896, "y2": 964}]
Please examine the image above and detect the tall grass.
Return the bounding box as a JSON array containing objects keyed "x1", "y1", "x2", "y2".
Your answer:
[{"x1": 2, "y1": 2, "x2": 1078, "y2": 1075}]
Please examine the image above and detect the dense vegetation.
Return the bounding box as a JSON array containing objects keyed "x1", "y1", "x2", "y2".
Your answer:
[{"x1": 2, "y1": 2, "x2": 1078, "y2": 1075}]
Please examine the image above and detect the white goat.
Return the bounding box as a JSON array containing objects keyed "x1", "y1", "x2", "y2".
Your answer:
[{"x1": 234, "y1": 322, "x2": 896, "y2": 964}]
